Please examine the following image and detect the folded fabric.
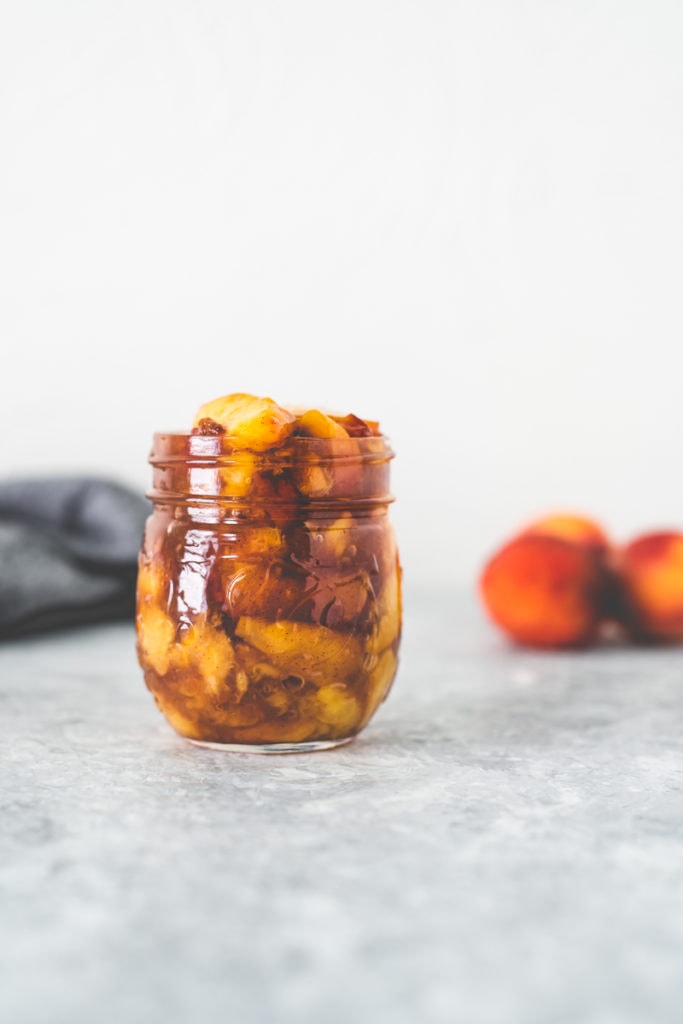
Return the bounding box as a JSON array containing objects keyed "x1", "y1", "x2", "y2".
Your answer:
[{"x1": 0, "y1": 477, "x2": 150, "y2": 638}]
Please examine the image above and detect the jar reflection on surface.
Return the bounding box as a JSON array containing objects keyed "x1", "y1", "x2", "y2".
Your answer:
[{"x1": 136, "y1": 432, "x2": 402, "y2": 752}]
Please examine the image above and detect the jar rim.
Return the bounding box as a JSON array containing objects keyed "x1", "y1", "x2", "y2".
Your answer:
[
  {"x1": 149, "y1": 431, "x2": 395, "y2": 464},
  {"x1": 147, "y1": 431, "x2": 394, "y2": 510}
]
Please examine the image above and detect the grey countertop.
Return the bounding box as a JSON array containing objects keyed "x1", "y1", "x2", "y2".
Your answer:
[{"x1": 2, "y1": 587, "x2": 683, "y2": 1024}]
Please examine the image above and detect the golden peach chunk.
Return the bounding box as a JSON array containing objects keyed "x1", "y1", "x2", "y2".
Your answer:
[
  {"x1": 312, "y1": 684, "x2": 362, "y2": 733},
  {"x1": 329, "y1": 574, "x2": 374, "y2": 626},
  {"x1": 305, "y1": 513, "x2": 354, "y2": 562},
  {"x1": 238, "y1": 527, "x2": 284, "y2": 556},
  {"x1": 137, "y1": 604, "x2": 176, "y2": 676},
  {"x1": 332, "y1": 413, "x2": 381, "y2": 437},
  {"x1": 295, "y1": 463, "x2": 332, "y2": 498},
  {"x1": 362, "y1": 648, "x2": 397, "y2": 723},
  {"x1": 234, "y1": 640, "x2": 281, "y2": 684},
  {"x1": 178, "y1": 618, "x2": 235, "y2": 697},
  {"x1": 295, "y1": 409, "x2": 350, "y2": 440},
  {"x1": 219, "y1": 453, "x2": 257, "y2": 498},
  {"x1": 234, "y1": 617, "x2": 363, "y2": 682},
  {"x1": 155, "y1": 696, "x2": 203, "y2": 740},
  {"x1": 367, "y1": 564, "x2": 402, "y2": 655},
  {"x1": 138, "y1": 603, "x2": 235, "y2": 698},
  {"x1": 294, "y1": 437, "x2": 362, "y2": 498},
  {"x1": 229, "y1": 716, "x2": 319, "y2": 746},
  {"x1": 220, "y1": 560, "x2": 309, "y2": 622},
  {"x1": 215, "y1": 700, "x2": 266, "y2": 729},
  {"x1": 137, "y1": 560, "x2": 168, "y2": 605},
  {"x1": 193, "y1": 393, "x2": 296, "y2": 451}
]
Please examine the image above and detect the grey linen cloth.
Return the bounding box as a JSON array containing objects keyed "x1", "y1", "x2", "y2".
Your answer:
[{"x1": 0, "y1": 478, "x2": 149, "y2": 638}]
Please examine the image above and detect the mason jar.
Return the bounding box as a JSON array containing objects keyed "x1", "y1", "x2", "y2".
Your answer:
[{"x1": 136, "y1": 430, "x2": 401, "y2": 752}]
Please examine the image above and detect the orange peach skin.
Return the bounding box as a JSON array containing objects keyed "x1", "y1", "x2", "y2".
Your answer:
[
  {"x1": 615, "y1": 532, "x2": 683, "y2": 642},
  {"x1": 480, "y1": 533, "x2": 607, "y2": 648},
  {"x1": 520, "y1": 513, "x2": 611, "y2": 556}
]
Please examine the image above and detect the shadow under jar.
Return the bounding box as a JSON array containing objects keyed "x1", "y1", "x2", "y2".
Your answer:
[{"x1": 136, "y1": 431, "x2": 402, "y2": 752}]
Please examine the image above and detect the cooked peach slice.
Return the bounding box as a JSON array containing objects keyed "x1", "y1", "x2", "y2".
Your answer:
[
  {"x1": 226, "y1": 716, "x2": 319, "y2": 746},
  {"x1": 230, "y1": 526, "x2": 283, "y2": 557},
  {"x1": 234, "y1": 617, "x2": 363, "y2": 681},
  {"x1": 359, "y1": 648, "x2": 398, "y2": 727},
  {"x1": 290, "y1": 408, "x2": 370, "y2": 499},
  {"x1": 247, "y1": 470, "x2": 300, "y2": 523},
  {"x1": 218, "y1": 560, "x2": 310, "y2": 623},
  {"x1": 206, "y1": 533, "x2": 285, "y2": 615},
  {"x1": 293, "y1": 435, "x2": 363, "y2": 499},
  {"x1": 312, "y1": 684, "x2": 362, "y2": 734},
  {"x1": 367, "y1": 562, "x2": 402, "y2": 655},
  {"x1": 137, "y1": 560, "x2": 168, "y2": 606},
  {"x1": 294, "y1": 462, "x2": 333, "y2": 498},
  {"x1": 154, "y1": 696, "x2": 203, "y2": 740},
  {"x1": 192, "y1": 393, "x2": 296, "y2": 451},
  {"x1": 303, "y1": 513, "x2": 353, "y2": 563},
  {"x1": 479, "y1": 533, "x2": 607, "y2": 648},
  {"x1": 177, "y1": 618, "x2": 235, "y2": 697},
  {"x1": 615, "y1": 532, "x2": 683, "y2": 641},
  {"x1": 219, "y1": 454, "x2": 256, "y2": 498},
  {"x1": 332, "y1": 413, "x2": 380, "y2": 437},
  {"x1": 321, "y1": 573, "x2": 374, "y2": 628},
  {"x1": 137, "y1": 597, "x2": 235, "y2": 694},
  {"x1": 295, "y1": 409, "x2": 350, "y2": 440},
  {"x1": 233, "y1": 641, "x2": 281, "y2": 685},
  {"x1": 137, "y1": 604, "x2": 176, "y2": 675}
]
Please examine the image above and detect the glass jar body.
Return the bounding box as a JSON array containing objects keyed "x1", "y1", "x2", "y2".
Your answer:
[{"x1": 136, "y1": 433, "x2": 401, "y2": 751}]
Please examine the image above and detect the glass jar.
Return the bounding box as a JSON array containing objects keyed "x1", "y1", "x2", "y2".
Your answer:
[{"x1": 136, "y1": 430, "x2": 402, "y2": 752}]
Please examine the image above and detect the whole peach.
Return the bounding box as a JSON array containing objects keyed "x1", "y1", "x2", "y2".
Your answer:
[
  {"x1": 520, "y1": 513, "x2": 612, "y2": 555},
  {"x1": 479, "y1": 533, "x2": 608, "y2": 649},
  {"x1": 615, "y1": 531, "x2": 683, "y2": 642}
]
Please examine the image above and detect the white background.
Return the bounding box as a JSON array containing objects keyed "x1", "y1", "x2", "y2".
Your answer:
[{"x1": 1, "y1": 0, "x2": 683, "y2": 586}]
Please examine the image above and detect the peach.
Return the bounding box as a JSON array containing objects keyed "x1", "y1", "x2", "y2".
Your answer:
[
  {"x1": 234, "y1": 616, "x2": 364, "y2": 683},
  {"x1": 479, "y1": 533, "x2": 608, "y2": 648},
  {"x1": 520, "y1": 513, "x2": 611, "y2": 555},
  {"x1": 294, "y1": 409, "x2": 350, "y2": 440},
  {"x1": 331, "y1": 413, "x2": 381, "y2": 437},
  {"x1": 218, "y1": 559, "x2": 311, "y2": 624},
  {"x1": 614, "y1": 532, "x2": 683, "y2": 642},
  {"x1": 192, "y1": 393, "x2": 296, "y2": 451},
  {"x1": 293, "y1": 436, "x2": 363, "y2": 500}
]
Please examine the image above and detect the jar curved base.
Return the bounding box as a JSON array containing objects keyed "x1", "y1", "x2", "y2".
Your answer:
[{"x1": 185, "y1": 735, "x2": 355, "y2": 755}]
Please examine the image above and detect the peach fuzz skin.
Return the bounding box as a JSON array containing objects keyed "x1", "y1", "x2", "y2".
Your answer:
[
  {"x1": 614, "y1": 532, "x2": 683, "y2": 642},
  {"x1": 479, "y1": 533, "x2": 608, "y2": 649},
  {"x1": 518, "y1": 513, "x2": 612, "y2": 555}
]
